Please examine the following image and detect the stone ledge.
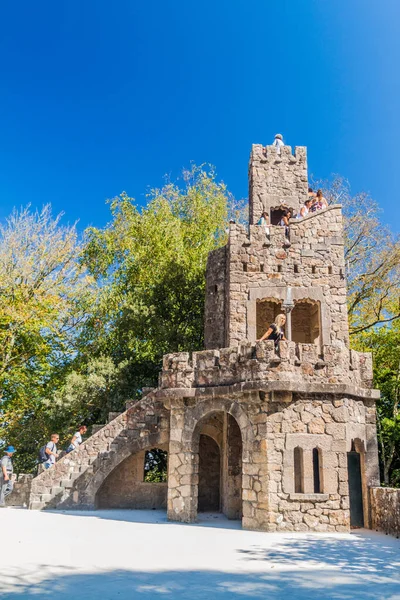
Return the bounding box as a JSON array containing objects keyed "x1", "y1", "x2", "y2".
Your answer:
[
  {"x1": 156, "y1": 380, "x2": 380, "y2": 403},
  {"x1": 289, "y1": 493, "x2": 329, "y2": 502}
]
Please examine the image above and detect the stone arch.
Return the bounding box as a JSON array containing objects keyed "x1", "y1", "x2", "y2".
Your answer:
[
  {"x1": 291, "y1": 298, "x2": 321, "y2": 346},
  {"x1": 182, "y1": 398, "x2": 255, "y2": 447},
  {"x1": 167, "y1": 398, "x2": 256, "y2": 526},
  {"x1": 83, "y1": 429, "x2": 170, "y2": 508},
  {"x1": 256, "y1": 297, "x2": 283, "y2": 340},
  {"x1": 95, "y1": 441, "x2": 168, "y2": 509}
]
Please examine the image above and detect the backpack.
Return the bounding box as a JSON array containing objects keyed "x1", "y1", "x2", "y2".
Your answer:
[{"x1": 38, "y1": 445, "x2": 48, "y2": 464}]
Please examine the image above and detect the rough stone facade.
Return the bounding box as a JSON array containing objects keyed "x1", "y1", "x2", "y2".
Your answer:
[
  {"x1": 370, "y1": 487, "x2": 400, "y2": 538},
  {"x1": 27, "y1": 142, "x2": 383, "y2": 534},
  {"x1": 5, "y1": 474, "x2": 33, "y2": 507}
]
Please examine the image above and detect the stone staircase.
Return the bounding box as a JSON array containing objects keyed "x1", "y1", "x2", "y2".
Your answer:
[{"x1": 28, "y1": 394, "x2": 170, "y2": 510}]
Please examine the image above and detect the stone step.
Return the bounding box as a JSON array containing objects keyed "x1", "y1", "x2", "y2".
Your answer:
[
  {"x1": 40, "y1": 494, "x2": 53, "y2": 503},
  {"x1": 50, "y1": 487, "x2": 63, "y2": 496}
]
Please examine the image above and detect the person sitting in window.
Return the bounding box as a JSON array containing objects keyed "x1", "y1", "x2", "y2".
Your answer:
[
  {"x1": 257, "y1": 313, "x2": 287, "y2": 350},
  {"x1": 257, "y1": 211, "x2": 270, "y2": 236},
  {"x1": 279, "y1": 209, "x2": 291, "y2": 245}
]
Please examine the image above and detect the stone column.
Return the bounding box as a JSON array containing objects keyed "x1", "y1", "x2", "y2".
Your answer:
[{"x1": 167, "y1": 402, "x2": 198, "y2": 523}]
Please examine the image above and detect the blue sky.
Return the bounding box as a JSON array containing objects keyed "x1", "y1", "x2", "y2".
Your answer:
[{"x1": 0, "y1": 0, "x2": 399, "y2": 231}]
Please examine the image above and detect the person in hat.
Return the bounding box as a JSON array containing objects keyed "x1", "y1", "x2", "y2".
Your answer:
[
  {"x1": 272, "y1": 133, "x2": 284, "y2": 154},
  {"x1": 0, "y1": 446, "x2": 15, "y2": 507}
]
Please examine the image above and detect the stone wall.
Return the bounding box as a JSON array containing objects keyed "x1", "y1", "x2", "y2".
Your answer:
[
  {"x1": 29, "y1": 396, "x2": 170, "y2": 510},
  {"x1": 249, "y1": 144, "x2": 308, "y2": 224},
  {"x1": 204, "y1": 246, "x2": 227, "y2": 349},
  {"x1": 160, "y1": 341, "x2": 375, "y2": 395},
  {"x1": 6, "y1": 474, "x2": 33, "y2": 507},
  {"x1": 266, "y1": 395, "x2": 379, "y2": 532},
  {"x1": 96, "y1": 446, "x2": 168, "y2": 509},
  {"x1": 370, "y1": 487, "x2": 400, "y2": 538}
]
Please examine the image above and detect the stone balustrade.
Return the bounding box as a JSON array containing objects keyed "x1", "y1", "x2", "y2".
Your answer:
[{"x1": 160, "y1": 341, "x2": 375, "y2": 394}]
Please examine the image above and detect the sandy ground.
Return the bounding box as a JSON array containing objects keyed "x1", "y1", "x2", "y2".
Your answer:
[{"x1": 0, "y1": 508, "x2": 399, "y2": 599}]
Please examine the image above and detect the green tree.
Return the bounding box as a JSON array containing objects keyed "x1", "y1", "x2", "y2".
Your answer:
[
  {"x1": 355, "y1": 327, "x2": 400, "y2": 486},
  {"x1": 0, "y1": 205, "x2": 95, "y2": 471},
  {"x1": 82, "y1": 165, "x2": 229, "y2": 396},
  {"x1": 320, "y1": 176, "x2": 400, "y2": 335}
]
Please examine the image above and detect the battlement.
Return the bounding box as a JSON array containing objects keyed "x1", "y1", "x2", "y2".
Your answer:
[
  {"x1": 160, "y1": 342, "x2": 375, "y2": 396},
  {"x1": 251, "y1": 144, "x2": 307, "y2": 163}
]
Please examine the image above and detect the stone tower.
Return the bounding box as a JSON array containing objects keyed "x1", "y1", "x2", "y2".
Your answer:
[
  {"x1": 205, "y1": 144, "x2": 349, "y2": 351},
  {"x1": 27, "y1": 142, "x2": 380, "y2": 535}
]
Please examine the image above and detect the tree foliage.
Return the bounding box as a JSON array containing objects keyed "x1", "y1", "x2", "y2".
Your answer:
[
  {"x1": 81, "y1": 165, "x2": 229, "y2": 392},
  {"x1": 355, "y1": 326, "x2": 400, "y2": 487},
  {"x1": 0, "y1": 205, "x2": 95, "y2": 471},
  {"x1": 321, "y1": 176, "x2": 400, "y2": 335}
]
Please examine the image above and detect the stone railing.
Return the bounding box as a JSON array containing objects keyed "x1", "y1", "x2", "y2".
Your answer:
[
  {"x1": 370, "y1": 487, "x2": 400, "y2": 538},
  {"x1": 160, "y1": 341, "x2": 374, "y2": 392}
]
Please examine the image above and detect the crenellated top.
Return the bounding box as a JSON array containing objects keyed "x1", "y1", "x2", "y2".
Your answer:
[
  {"x1": 250, "y1": 144, "x2": 307, "y2": 164},
  {"x1": 159, "y1": 341, "x2": 376, "y2": 398}
]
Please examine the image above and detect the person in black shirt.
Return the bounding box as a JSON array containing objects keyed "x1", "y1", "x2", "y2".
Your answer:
[{"x1": 257, "y1": 314, "x2": 287, "y2": 350}]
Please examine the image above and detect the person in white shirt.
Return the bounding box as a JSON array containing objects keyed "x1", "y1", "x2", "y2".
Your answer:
[
  {"x1": 66, "y1": 425, "x2": 87, "y2": 454},
  {"x1": 299, "y1": 199, "x2": 312, "y2": 218},
  {"x1": 44, "y1": 434, "x2": 59, "y2": 469},
  {"x1": 272, "y1": 133, "x2": 284, "y2": 154}
]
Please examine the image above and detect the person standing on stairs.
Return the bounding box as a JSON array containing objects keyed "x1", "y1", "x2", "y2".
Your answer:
[
  {"x1": 0, "y1": 446, "x2": 15, "y2": 507},
  {"x1": 44, "y1": 434, "x2": 59, "y2": 469},
  {"x1": 66, "y1": 425, "x2": 87, "y2": 454}
]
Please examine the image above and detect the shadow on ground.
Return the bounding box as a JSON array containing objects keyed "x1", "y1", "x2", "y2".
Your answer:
[
  {"x1": 1, "y1": 531, "x2": 399, "y2": 599},
  {"x1": 44, "y1": 508, "x2": 243, "y2": 530}
]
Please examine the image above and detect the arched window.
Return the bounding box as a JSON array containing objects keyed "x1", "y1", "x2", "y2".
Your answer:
[
  {"x1": 256, "y1": 298, "x2": 282, "y2": 340},
  {"x1": 312, "y1": 448, "x2": 322, "y2": 493},
  {"x1": 291, "y1": 299, "x2": 321, "y2": 345},
  {"x1": 294, "y1": 446, "x2": 304, "y2": 493}
]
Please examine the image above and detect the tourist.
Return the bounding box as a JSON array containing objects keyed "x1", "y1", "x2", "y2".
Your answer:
[
  {"x1": 272, "y1": 133, "x2": 284, "y2": 154},
  {"x1": 44, "y1": 434, "x2": 59, "y2": 469},
  {"x1": 308, "y1": 187, "x2": 316, "y2": 198},
  {"x1": 279, "y1": 209, "x2": 291, "y2": 244},
  {"x1": 0, "y1": 446, "x2": 15, "y2": 507},
  {"x1": 66, "y1": 425, "x2": 87, "y2": 454},
  {"x1": 257, "y1": 314, "x2": 287, "y2": 350},
  {"x1": 299, "y1": 199, "x2": 312, "y2": 218},
  {"x1": 311, "y1": 189, "x2": 328, "y2": 212},
  {"x1": 257, "y1": 211, "x2": 270, "y2": 236}
]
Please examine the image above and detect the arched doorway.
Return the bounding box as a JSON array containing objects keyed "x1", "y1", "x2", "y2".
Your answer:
[
  {"x1": 198, "y1": 435, "x2": 220, "y2": 511},
  {"x1": 347, "y1": 440, "x2": 366, "y2": 528},
  {"x1": 194, "y1": 411, "x2": 242, "y2": 520}
]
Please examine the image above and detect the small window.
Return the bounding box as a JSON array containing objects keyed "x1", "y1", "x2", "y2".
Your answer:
[
  {"x1": 312, "y1": 266, "x2": 316, "y2": 274},
  {"x1": 214, "y1": 285, "x2": 218, "y2": 293},
  {"x1": 243, "y1": 263, "x2": 248, "y2": 272},
  {"x1": 144, "y1": 449, "x2": 168, "y2": 483},
  {"x1": 294, "y1": 264, "x2": 299, "y2": 274},
  {"x1": 328, "y1": 266, "x2": 333, "y2": 275},
  {"x1": 313, "y1": 448, "x2": 321, "y2": 493},
  {"x1": 277, "y1": 264, "x2": 282, "y2": 273},
  {"x1": 294, "y1": 446, "x2": 304, "y2": 493},
  {"x1": 260, "y1": 263, "x2": 264, "y2": 273}
]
